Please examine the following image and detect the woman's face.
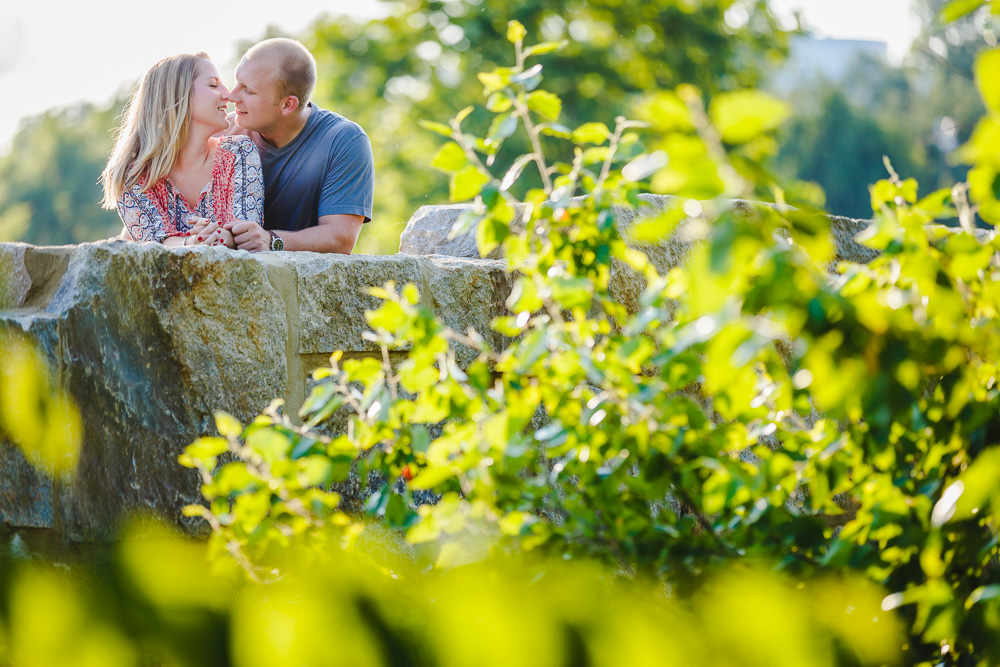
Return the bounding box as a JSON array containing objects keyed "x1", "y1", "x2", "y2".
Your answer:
[{"x1": 189, "y1": 60, "x2": 231, "y2": 134}]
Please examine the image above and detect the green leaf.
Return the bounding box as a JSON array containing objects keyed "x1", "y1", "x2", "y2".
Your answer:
[
  {"x1": 476, "y1": 214, "x2": 509, "y2": 256},
  {"x1": 450, "y1": 166, "x2": 489, "y2": 201},
  {"x1": 622, "y1": 151, "x2": 668, "y2": 182},
  {"x1": 635, "y1": 91, "x2": 694, "y2": 132},
  {"x1": 709, "y1": 90, "x2": 790, "y2": 144},
  {"x1": 418, "y1": 119, "x2": 453, "y2": 138},
  {"x1": 526, "y1": 91, "x2": 562, "y2": 121},
  {"x1": 500, "y1": 154, "x2": 534, "y2": 191},
  {"x1": 298, "y1": 455, "x2": 334, "y2": 487},
  {"x1": 581, "y1": 147, "x2": 610, "y2": 165},
  {"x1": 185, "y1": 436, "x2": 229, "y2": 462},
  {"x1": 478, "y1": 71, "x2": 507, "y2": 94},
  {"x1": 385, "y1": 492, "x2": 413, "y2": 528},
  {"x1": 410, "y1": 465, "x2": 458, "y2": 489},
  {"x1": 967, "y1": 584, "x2": 1000, "y2": 609},
  {"x1": 524, "y1": 40, "x2": 568, "y2": 57},
  {"x1": 550, "y1": 276, "x2": 594, "y2": 310},
  {"x1": 975, "y1": 48, "x2": 1000, "y2": 114},
  {"x1": 941, "y1": 0, "x2": 986, "y2": 23},
  {"x1": 539, "y1": 123, "x2": 573, "y2": 140},
  {"x1": 290, "y1": 436, "x2": 321, "y2": 459},
  {"x1": 181, "y1": 504, "x2": 210, "y2": 519},
  {"x1": 432, "y1": 143, "x2": 469, "y2": 173},
  {"x1": 935, "y1": 448, "x2": 1000, "y2": 525},
  {"x1": 486, "y1": 92, "x2": 513, "y2": 113},
  {"x1": 915, "y1": 188, "x2": 953, "y2": 217},
  {"x1": 455, "y1": 105, "x2": 474, "y2": 124},
  {"x1": 486, "y1": 113, "x2": 518, "y2": 147},
  {"x1": 573, "y1": 122, "x2": 611, "y2": 145},
  {"x1": 214, "y1": 411, "x2": 243, "y2": 438},
  {"x1": 207, "y1": 462, "x2": 257, "y2": 496},
  {"x1": 506, "y1": 275, "x2": 543, "y2": 312},
  {"x1": 510, "y1": 64, "x2": 543, "y2": 84},
  {"x1": 507, "y1": 20, "x2": 527, "y2": 43},
  {"x1": 299, "y1": 382, "x2": 336, "y2": 418},
  {"x1": 366, "y1": 299, "x2": 407, "y2": 332},
  {"x1": 246, "y1": 428, "x2": 290, "y2": 465}
]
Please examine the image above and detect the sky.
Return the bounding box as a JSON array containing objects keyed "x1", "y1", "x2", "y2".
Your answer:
[
  {"x1": 770, "y1": 0, "x2": 922, "y2": 63},
  {"x1": 0, "y1": 0, "x2": 921, "y2": 152}
]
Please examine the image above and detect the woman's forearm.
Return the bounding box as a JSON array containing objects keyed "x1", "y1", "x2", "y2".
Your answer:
[{"x1": 163, "y1": 236, "x2": 187, "y2": 247}]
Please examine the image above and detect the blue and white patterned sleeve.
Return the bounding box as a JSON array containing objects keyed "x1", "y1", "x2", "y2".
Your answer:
[
  {"x1": 229, "y1": 136, "x2": 265, "y2": 225},
  {"x1": 117, "y1": 183, "x2": 168, "y2": 242}
]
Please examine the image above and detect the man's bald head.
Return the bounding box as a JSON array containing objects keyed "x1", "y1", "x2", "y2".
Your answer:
[{"x1": 242, "y1": 38, "x2": 317, "y2": 107}]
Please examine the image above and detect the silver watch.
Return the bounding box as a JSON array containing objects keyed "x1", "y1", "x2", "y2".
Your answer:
[{"x1": 266, "y1": 229, "x2": 284, "y2": 251}]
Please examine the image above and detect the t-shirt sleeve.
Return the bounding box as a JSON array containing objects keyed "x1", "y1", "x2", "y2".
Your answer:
[
  {"x1": 229, "y1": 137, "x2": 265, "y2": 225},
  {"x1": 318, "y1": 131, "x2": 374, "y2": 223},
  {"x1": 117, "y1": 184, "x2": 170, "y2": 242}
]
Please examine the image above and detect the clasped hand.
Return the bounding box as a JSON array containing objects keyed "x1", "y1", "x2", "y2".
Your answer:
[
  {"x1": 182, "y1": 218, "x2": 272, "y2": 252},
  {"x1": 184, "y1": 217, "x2": 235, "y2": 248},
  {"x1": 224, "y1": 220, "x2": 273, "y2": 252}
]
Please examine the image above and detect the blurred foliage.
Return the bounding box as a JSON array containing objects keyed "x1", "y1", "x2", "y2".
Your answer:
[
  {"x1": 0, "y1": 322, "x2": 901, "y2": 666},
  {"x1": 0, "y1": 100, "x2": 125, "y2": 245},
  {"x1": 302, "y1": 0, "x2": 788, "y2": 252},
  {"x1": 174, "y1": 19, "x2": 1000, "y2": 665},
  {"x1": 0, "y1": 523, "x2": 904, "y2": 667},
  {"x1": 0, "y1": 331, "x2": 81, "y2": 476},
  {"x1": 772, "y1": 0, "x2": 997, "y2": 220}
]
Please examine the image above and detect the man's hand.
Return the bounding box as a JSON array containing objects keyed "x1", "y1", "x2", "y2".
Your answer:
[{"x1": 225, "y1": 220, "x2": 272, "y2": 252}]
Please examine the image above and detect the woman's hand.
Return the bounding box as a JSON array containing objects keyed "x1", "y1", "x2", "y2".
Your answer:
[
  {"x1": 183, "y1": 217, "x2": 232, "y2": 247},
  {"x1": 218, "y1": 227, "x2": 236, "y2": 249}
]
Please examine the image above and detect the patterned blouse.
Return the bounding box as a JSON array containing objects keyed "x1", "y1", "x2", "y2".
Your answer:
[{"x1": 117, "y1": 136, "x2": 264, "y2": 242}]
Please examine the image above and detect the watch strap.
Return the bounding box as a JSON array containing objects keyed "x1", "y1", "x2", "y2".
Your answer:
[{"x1": 265, "y1": 229, "x2": 283, "y2": 251}]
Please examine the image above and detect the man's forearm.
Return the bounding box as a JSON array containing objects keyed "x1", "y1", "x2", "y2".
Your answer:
[
  {"x1": 274, "y1": 214, "x2": 364, "y2": 254},
  {"x1": 276, "y1": 224, "x2": 357, "y2": 254}
]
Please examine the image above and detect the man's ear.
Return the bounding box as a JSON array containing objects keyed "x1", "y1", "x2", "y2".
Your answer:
[{"x1": 280, "y1": 96, "x2": 300, "y2": 116}]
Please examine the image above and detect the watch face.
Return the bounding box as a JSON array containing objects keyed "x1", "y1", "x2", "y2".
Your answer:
[{"x1": 271, "y1": 236, "x2": 284, "y2": 251}]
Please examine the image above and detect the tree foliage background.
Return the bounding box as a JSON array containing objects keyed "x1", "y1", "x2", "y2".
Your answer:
[
  {"x1": 3, "y1": 0, "x2": 786, "y2": 251},
  {"x1": 772, "y1": 0, "x2": 994, "y2": 219},
  {"x1": 3, "y1": 0, "x2": 992, "y2": 248}
]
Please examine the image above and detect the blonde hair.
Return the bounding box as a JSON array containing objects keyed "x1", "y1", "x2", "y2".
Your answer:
[
  {"x1": 101, "y1": 52, "x2": 210, "y2": 209},
  {"x1": 243, "y1": 38, "x2": 316, "y2": 106}
]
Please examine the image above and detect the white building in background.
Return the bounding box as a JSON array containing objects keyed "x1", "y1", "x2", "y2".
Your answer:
[{"x1": 770, "y1": 34, "x2": 889, "y2": 93}]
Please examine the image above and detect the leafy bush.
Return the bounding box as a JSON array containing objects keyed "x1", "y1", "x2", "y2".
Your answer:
[{"x1": 177, "y1": 15, "x2": 1000, "y2": 664}]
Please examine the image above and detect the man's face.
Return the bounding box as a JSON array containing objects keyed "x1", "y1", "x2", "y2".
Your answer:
[{"x1": 228, "y1": 56, "x2": 284, "y2": 134}]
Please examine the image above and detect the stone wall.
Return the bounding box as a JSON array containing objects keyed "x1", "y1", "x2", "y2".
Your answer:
[
  {"x1": 0, "y1": 196, "x2": 877, "y2": 542},
  {"x1": 0, "y1": 242, "x2": 512, "y2": 541}
]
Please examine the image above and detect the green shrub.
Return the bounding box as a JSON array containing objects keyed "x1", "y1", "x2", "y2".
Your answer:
[{"x1": 178, "y1": 15, "x2": 1000, "y2": 663}]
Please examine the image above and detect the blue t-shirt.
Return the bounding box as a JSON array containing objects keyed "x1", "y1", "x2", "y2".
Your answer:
[{"x1": 251, "y1": 104, "x2": 374, "y2": 231}]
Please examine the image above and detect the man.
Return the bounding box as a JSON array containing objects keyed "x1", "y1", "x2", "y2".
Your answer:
[{"x1": 224, "y1": 38, "x2": 373, "y2": 253}]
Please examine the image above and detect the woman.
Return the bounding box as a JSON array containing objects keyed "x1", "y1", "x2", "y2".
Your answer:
[{"x1": 101, "y1": 53, "x2": 264, "y2": 247}]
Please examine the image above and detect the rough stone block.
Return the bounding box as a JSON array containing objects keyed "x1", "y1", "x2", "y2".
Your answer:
[
  {"x1": 295, "y1": 253, "x2": 424, "y2": 355},
  {"x1": 0, "y1": 240, "x2": 516, "y2": 541},
  {"x1": 0, "y1": 440, "x2": 54, "y2": 529},
  {"x1": 2, "y1": 241, "x2": 287, "y2": 540},
  {"x1": 397, "y1": 195, "x2": 885, "y2": 316},
  {"x1": 0, "y1": 243, "x2": 30, "y2": 310}
]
